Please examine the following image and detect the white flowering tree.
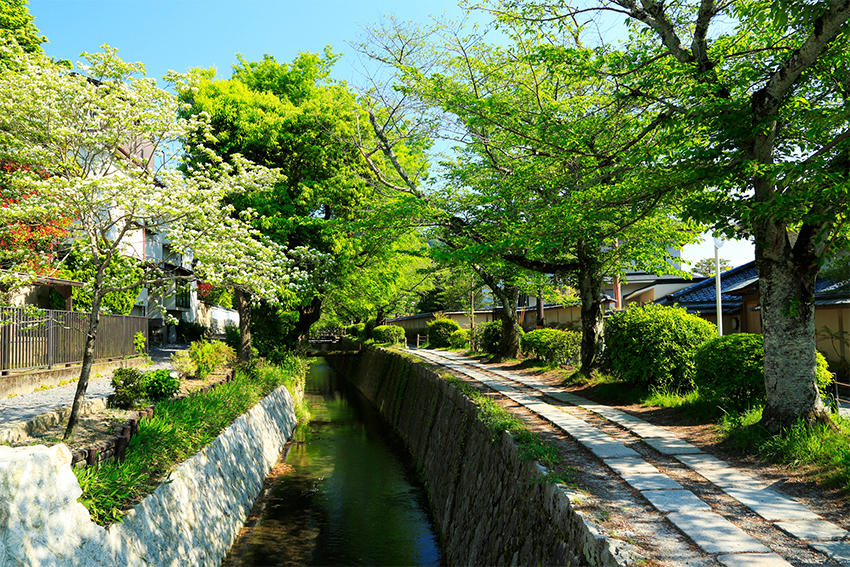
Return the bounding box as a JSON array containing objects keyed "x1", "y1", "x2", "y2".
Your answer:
[{"x1": 0, "y1": 44, "x2": 308, "y2": 437}]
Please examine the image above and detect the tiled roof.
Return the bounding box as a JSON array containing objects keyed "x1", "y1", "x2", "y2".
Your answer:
[
  {"x1": 656, "y1": 262, "x2": 757, "y2": 313},
  {"x1": 656, "y1": 261, "x2": 850, "y2": 313}
]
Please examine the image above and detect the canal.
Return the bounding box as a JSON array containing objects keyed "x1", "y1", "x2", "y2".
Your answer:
[{"x1": 223, "y1": 357, "x2": 443, "y2": 566}]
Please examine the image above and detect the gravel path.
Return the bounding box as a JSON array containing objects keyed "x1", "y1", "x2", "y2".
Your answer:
[
  {"x1": 412, "y1": 349, "x2": 848, "y2": 567},
  {"x1": 0, "y1": 346, "x2": 181, "y2": 426}
]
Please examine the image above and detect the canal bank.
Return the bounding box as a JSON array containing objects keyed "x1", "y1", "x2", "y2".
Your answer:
[
  {"x1": 224, "y1": 357, "x2": 442, "y2": 566},
  {"x1": 0, "y1": 383, "x2": 298, "y2": 566},
  {"x1": 327, "y1": 346, "x2": 639, "y2": 567}
]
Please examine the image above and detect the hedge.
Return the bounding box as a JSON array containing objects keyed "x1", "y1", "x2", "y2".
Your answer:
[
  {"x1": 694, "y1": 333, "x2": 834, "y2": 409},
  {"x1": 478, "y1": 320, "x2": 524, "y2": 356},
  {"x1": 372, "y1": 324, "x2": 406, "y2": 345},
  {"x1": 427, "y1": 318, "x2": 461, "y2": 348},
  {"x1": 521, "y1": 328, "x2": 581, "y2": 366},
  {"x1": 449, "y1": 328, "x2": 470, "y2": 349},
  {"x1": 604, "y1": 303, "x2": 716, "y2": 391}
]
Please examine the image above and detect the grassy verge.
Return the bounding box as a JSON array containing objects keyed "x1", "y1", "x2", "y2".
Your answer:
[
  {"x1": 75, "y1": 358, "x2": 307, "y2": 525},
  {"x1": 440, "y1": 372, "x2": 573, "y2": 485},
  {"x1": 568, "y1": 370, "x2": 850, "y2": 491},
  {"x1": 718, "y1": 406, "x2": 850, "y2": 490}
]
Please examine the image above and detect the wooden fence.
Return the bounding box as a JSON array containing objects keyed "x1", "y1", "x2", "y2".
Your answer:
[{"x1": 0, "y1": 307, "x2": 148, "y2": 374}]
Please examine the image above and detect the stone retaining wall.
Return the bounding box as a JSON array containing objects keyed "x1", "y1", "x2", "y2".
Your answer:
[
  {"x1": 328, "y1": 348, "x2": 636, "y2": 567},
  {"x1": 0, "y1": 385, "x2": 297, "y2": 566}
]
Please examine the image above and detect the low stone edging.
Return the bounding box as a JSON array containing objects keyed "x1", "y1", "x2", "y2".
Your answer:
[
  {"x1": 0, "y1": 383, "x2": 297, "y2": 566},
  {"x1": 328, "y1": 347, "x2": 642, "y2": 566}
]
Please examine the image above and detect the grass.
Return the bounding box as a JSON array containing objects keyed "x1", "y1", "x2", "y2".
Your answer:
[
  {"x1": 440, "y1": 372, "x2": 572, "y2": 484},
  {"x1": 717, "y1": 405, "x2": 850, "y2": 490},
  {"x1": 75, "y1": 358, "x2": 307, "y2": 525}
]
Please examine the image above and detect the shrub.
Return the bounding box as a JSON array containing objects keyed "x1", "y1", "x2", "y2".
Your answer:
[
  {"x1": 521, "y1": 328, "x2": 581, "y2": 366},
  {"x1": 695, "y1": 333, "x2": 834, "y2": 409},
  {"x1": 133, "y1": 331, "x2": 146, "y2": 355},
  {"x1": 110, "y1": 368, "x2": 147, "y2": 409},
  {"x1": 479, "y1": 320, "x2": 524, "y2": 356},
  {"x1": 170, "y1": 349, "x2": 197, "y2": 379},
  {"x1": 372, "y1": 324, "x2": 406, "y2": 344},
  {"x1": 604, "y1": 303, "x2": 716, "y2": 391},
  {"x1": 189, "y1": 340, "x2": 236, "y2": 379},
  {"x1": 449, "y1": 329, "x2": 470, "y2": 349},
  {"x1": 427, "y1": 317, "x2": 461, "y2": 348},
  {"x1": 223, "y1": 323, "x2": 240, "y2": 352},
  {"x1": 345, "y1": 322, "x2": 366, "y2": 339},
  {"x1": 143, "y1": 369, "x2": 181, "y2": 402}
]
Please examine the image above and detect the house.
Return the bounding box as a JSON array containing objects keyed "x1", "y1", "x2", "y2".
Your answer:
[
  {"x1": 655, "y1": 261, "x2": 850, "y2": 368},
  {"x1": 10, "y1": 275, "x2": 83, "y2": 311}
]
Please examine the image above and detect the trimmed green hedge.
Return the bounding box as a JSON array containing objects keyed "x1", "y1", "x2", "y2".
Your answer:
[
  {"x1": 345, "y1": 323, "x2": 366, "y2": 339},
  {"x1": 372, "y1": 324, "x2": 406, "y2": 344},
  {"x1": 521, "y1": 328, "x2": 581, "y2": 366},
  {"x1": 695, "y1": 333, "x2": 834, "y2": 409},
  {"x1": 604, "y1": 303, "x2": 716, "y2": 391},
  {"x1": 449, "y1": 328, "x2": 470, "y2": 349},
  {"x1": 478, "y1": 320, "x2": 524, "y2": 356},
  {"x1": 427, "y1": 318, "x2": 461, "y2": 348}
]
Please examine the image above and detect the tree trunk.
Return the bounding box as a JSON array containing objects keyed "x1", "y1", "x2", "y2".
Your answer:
[
  {"x1": 64, "y1": 277, "x2": 104, "y2": 439},
  {"x1": 234, "y1": 288, "x2": 252, "y2": 362},
  {"x1": 755, "y1": 230, "x2": 828, "y2": 433},
  {"x1": 295, "y1": 296, "x2": 323, "y2": 346},
  {"x1": 375, "y1": 306, "x2": 387, "y2": 327},
  {"x1": 577, "y1": 254, "x2": 605, "y2": 375},
  {"x1": 496, "y1": 284, "x2": 520, "y2": 359}
]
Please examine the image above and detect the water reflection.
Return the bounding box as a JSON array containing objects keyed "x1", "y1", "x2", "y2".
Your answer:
[{"x1": 224, "y1": 358, "x2": 442, "y2": 566}]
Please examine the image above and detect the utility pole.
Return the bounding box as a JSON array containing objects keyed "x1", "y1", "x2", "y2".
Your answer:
[{"x1": 714, "y1": 237, "x2": 723, "y2": 337}]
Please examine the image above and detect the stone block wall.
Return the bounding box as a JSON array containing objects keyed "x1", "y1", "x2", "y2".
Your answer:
[
  {"x1": 329, "y1": 349, "x2": 635, "y2": 567},
  {"x1": 0, "y1": 385, "x2": 297, "y2": 566}
]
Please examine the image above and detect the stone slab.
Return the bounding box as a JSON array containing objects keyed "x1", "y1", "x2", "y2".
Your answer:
[
  {"x1": 666, "y1": 511, "x2": 770, "y2": 554},
  {"x1": 675, "y1": 453, "x2": 767, "y2": 489},
  {"x1": 775, "y1": 519, "x2": 848, "y2": 541},
  {"x1": 604, "y1": 457, "x2": 682, "y2": 491},
  {"x1": 724, "y1": 487, "x2": 820, "y2": 522},
  {"x1": 643, "y1": 437, "x2": 704, "y2": 455},
  {"x1": 813, "y1": 541, "x2": 850, "y2": 565},
  {"x1": 717, "y1": 553, "x2": 794, "y2": 567},
  {"x1": 640, "y1": 489, "x2": 711, "y2": 512}
]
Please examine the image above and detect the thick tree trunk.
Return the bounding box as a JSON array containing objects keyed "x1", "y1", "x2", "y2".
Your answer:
[
  {"x1": 234, "y1": 288, "x2": 252, "y2": 363},
  {"x1": 64, "y1": 281, "x2": 104, "y2": 439},
  {"x1": 375, "y1": 306, "x2": 387, "y2": 327},
  {"x1": 496, "y1": 284, "x2": 520, "y2": 359},
  {"x1": 295, "y1": 296, "x2": 323, "y2": 346},
  {"x1": 577, "y1": 252, "x2": 605, "y2": 374},
  {"x1": 755, "y1": 232, "x2": 828, "y2": 433}
]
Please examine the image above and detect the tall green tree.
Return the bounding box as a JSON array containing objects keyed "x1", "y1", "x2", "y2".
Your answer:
[
  {"x1": 0, "y1": 0, "x2": 44, "y2": 55},
  {"x1": 489, "y1": 0, "x2": 850, "y2": 430},
  {"x1": 180, "y1": 51, "x2": 428, "y2": 347},
  {"x1": 358, "y1": 17, "x2": 698, "y2": 371}
]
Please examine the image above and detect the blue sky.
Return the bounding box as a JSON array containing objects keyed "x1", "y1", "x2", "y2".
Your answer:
[
  {"x1": 29, "y1": 0, "x2": 467, "y2": 84},
  {"x1": 28, "y1": 0, "x2": 754, "y2": 268}
]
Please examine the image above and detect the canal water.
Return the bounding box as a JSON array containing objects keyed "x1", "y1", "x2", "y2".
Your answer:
[{"x1": 223, "y1": 357, "x2": 443, "y2": 566}]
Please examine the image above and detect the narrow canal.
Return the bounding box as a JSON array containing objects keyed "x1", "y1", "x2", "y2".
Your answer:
[{"x1": 223, "y1": 357, "x2": 443, "y2": 566}]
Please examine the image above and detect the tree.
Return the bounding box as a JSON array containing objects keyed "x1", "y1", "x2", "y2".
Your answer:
[
  {"x1": 487, "y1": 0, "x2": 850, "y2": 430},
  {"x1": 0, "y1": 46, "x2": 304, "y2": 436},
  {"x1": 179, "y1": 51, "x2": 428, "y2": 347},
  {"x1": 691, "y1": 257, "x2": 732, "y2": 278},
  {"x1": 0, "y1": 0, "x2": 45, "y2": 56},
  {"x1": 357, "y1": 17, "x2": 698, "y2": 372}
]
